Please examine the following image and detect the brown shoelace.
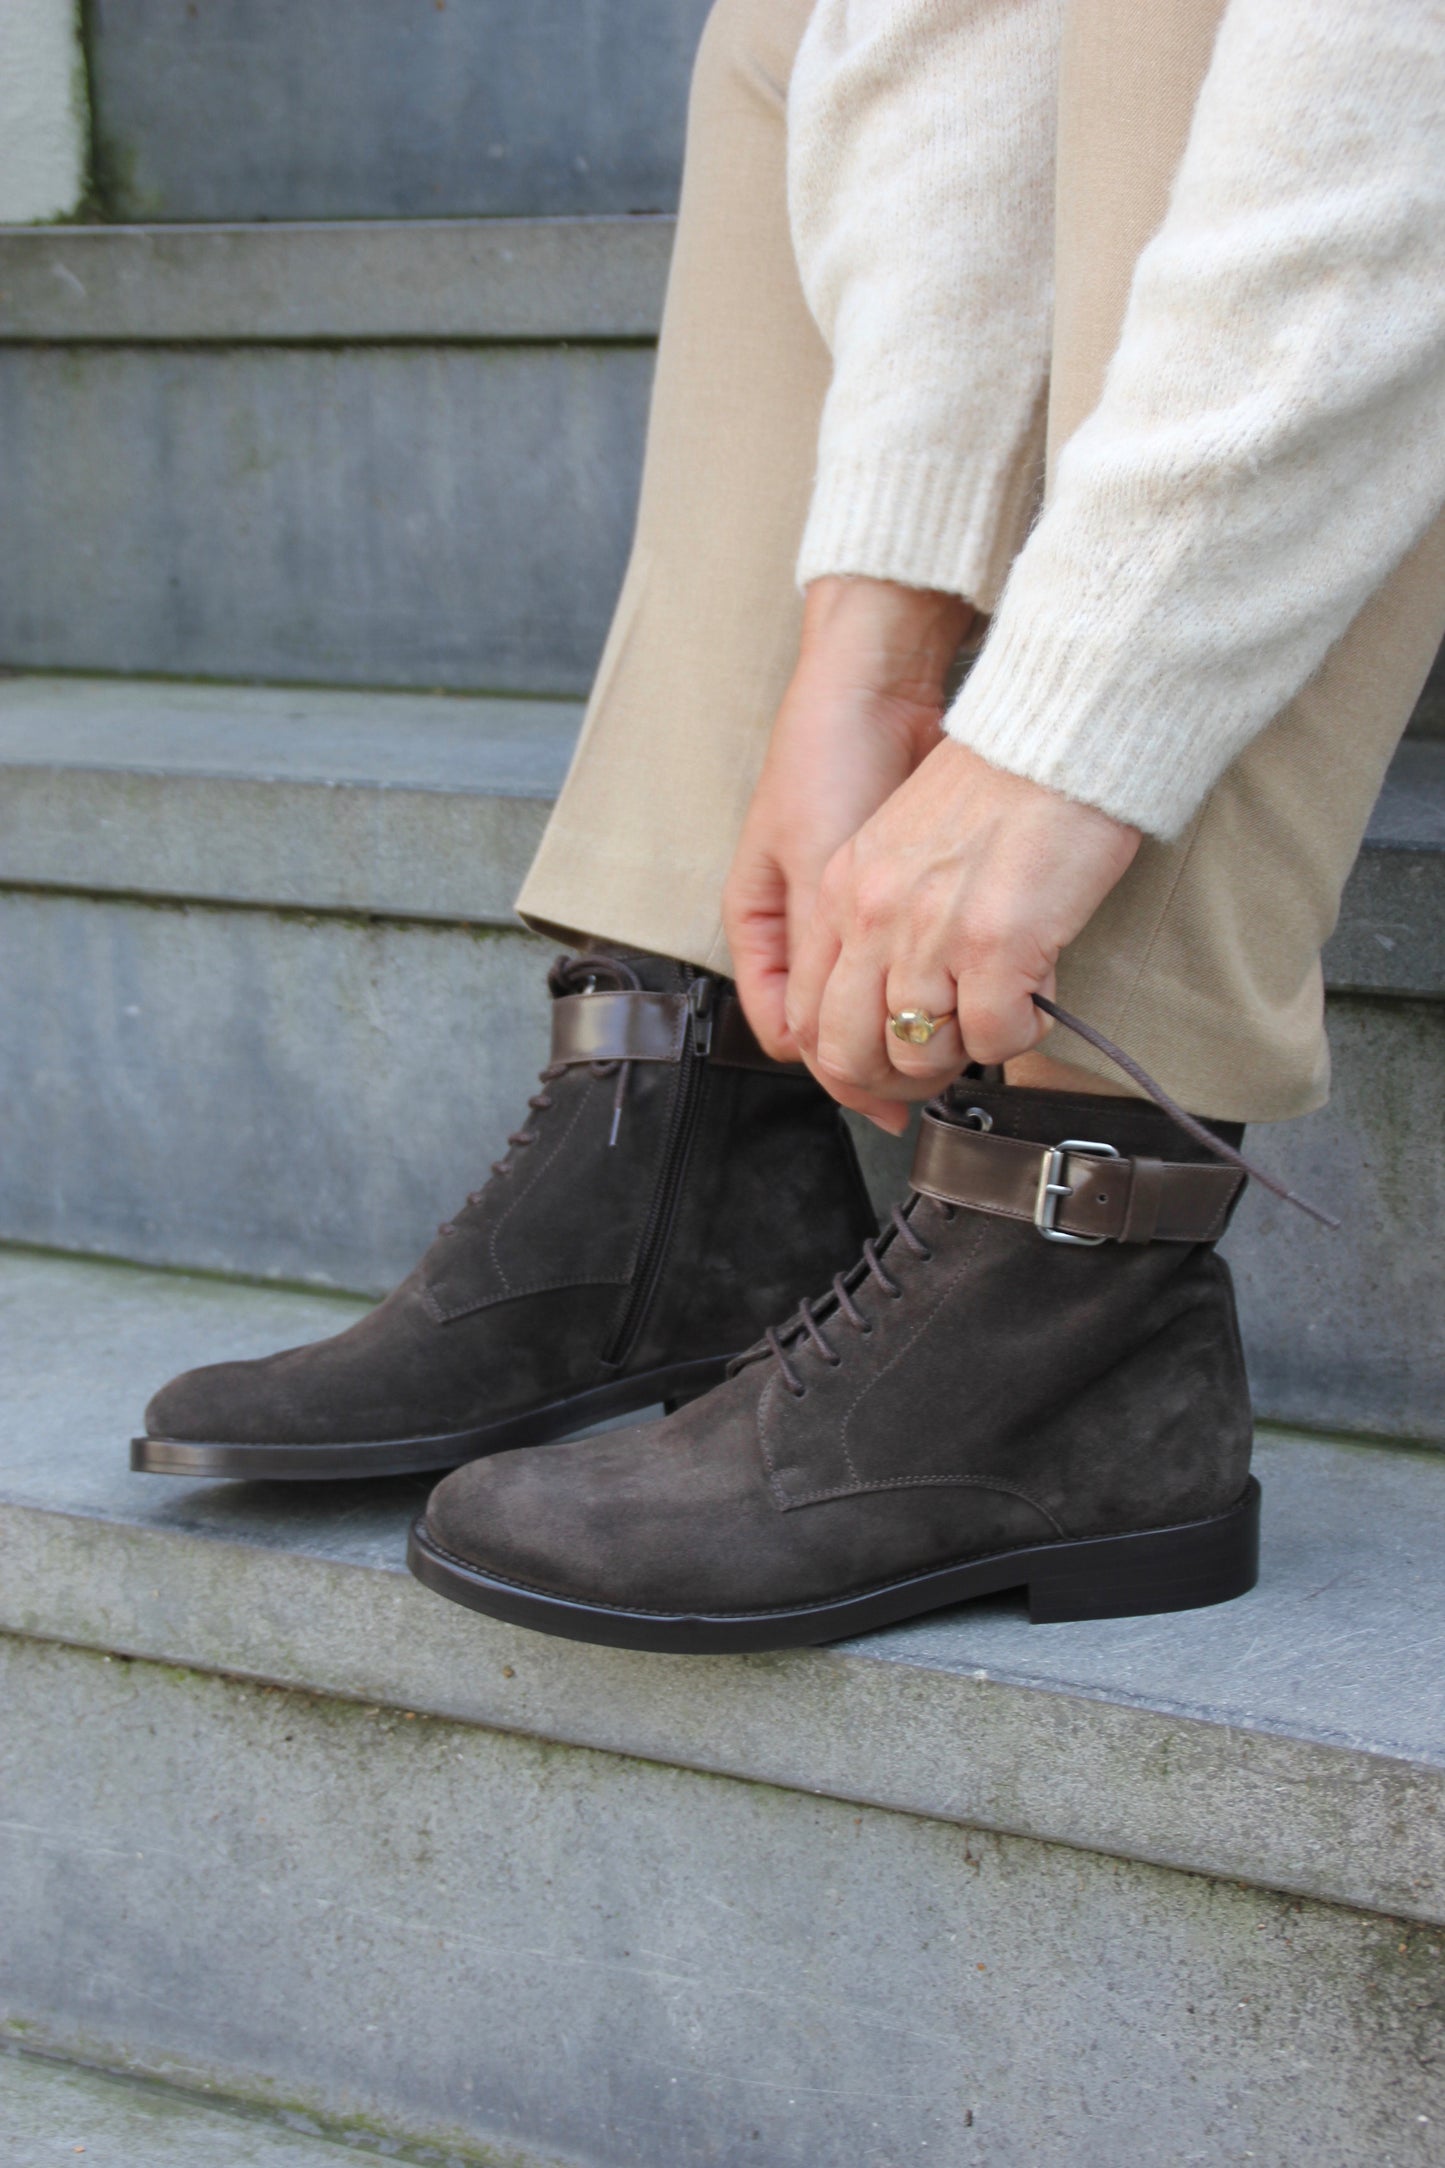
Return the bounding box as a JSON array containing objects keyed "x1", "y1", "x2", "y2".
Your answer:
[
  {"x1": 763, "y1": 1199, "x2": 959, "y2": 1399},
  {"x1": 756, "y1": 993, "x2": 1337, "y2": 1400},
  {"x1": 435, "y1": 954, "x2": 643, "y2": 1236},
  {"x1": 1032, "y1": 995, "x2": 1338, "y2": 1230}
]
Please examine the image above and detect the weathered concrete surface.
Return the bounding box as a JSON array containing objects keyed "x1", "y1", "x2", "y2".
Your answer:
[
  {"x1": 4, "y1": 683, "x2": 1441, "y2": 992},
  {"x1": 1223, "y1": 994, "x2": 1445, "y2": 1444},
  {"x1": 0, "y1": 677, "x2": 582, "y2": 923},
  {"x1": 0, "y1": 890, "x2": 552, "y2": 1288},
  {"x1": 0, "y1": 2049, "x2": 461, "y2": 2168},
  {"x1": 0, "y1": 343, "x2": 651, "y2": 692},
  {"x1": 85, "y1": 0, "x2": 711, "y2": 221},
  {"x1": 0, "y1": 0, "x2": 88, "y2": 224},
  {"x1": 2, "y1": 1632, "x2": 1442, "y2": 2168},
  {"x1": 2, "y1": 1247, "x2": 1443, "y2": 1926},
  {"x1": 0, "y1": 218, "x2": 674, "y2": 343}
]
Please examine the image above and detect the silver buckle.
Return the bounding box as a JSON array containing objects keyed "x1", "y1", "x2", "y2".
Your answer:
[{"x1": 1034, "y1": 1138, "x2": 1121, "y2": 1247}]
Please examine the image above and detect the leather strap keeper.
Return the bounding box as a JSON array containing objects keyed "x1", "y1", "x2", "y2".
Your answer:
[
  {"x1": 909, "y1": 1109, "x2": 1244, "y2": 1245},
  {"x1": 550, "y1": 988, "x2": 804, "y2": 1075}
]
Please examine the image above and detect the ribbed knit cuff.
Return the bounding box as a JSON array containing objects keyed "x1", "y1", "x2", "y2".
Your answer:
[
  {"x1": 797, "y1": 444, "x2": 1041, "y2": 616},
  {"x1": 943, "y1": 602, "x2": 1237, "y2": 841}
]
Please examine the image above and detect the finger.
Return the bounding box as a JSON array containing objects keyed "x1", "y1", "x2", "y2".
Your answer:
[
  {"x1": 798, "y1": 1061, "x2": 914, "y2": 1134},
  {"x1": 814, "y1": 946, "x2": 897, "y2": 1102},
  {"x1": 882, "y1": 969, "x2": 968, "y2": 1086},
  {"x1": 722, "y1": 852, "x2": 798, "y2": 1062},
  {"x1": 785, "y1": 872, "x2": 819, "y2": 984},
  {"x1": 952, "y1": 957, "x2": 1054, "y2": 1067},
  {"x1": 783, "y1": 895, "x2": 843, "y2": 1065}
]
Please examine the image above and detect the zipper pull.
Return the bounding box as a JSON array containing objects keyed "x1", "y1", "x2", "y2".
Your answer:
[
  {"x1": 607, "y1": 1062, "x2": 630, "y2": 1148},
  {"x1": 688, "y1": 976, "x2": 716, "y2": 1059}
]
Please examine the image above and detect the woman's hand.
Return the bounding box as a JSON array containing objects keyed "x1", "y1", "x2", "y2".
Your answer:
[
  {"x1": 723, "y1": 576, "x2": 973, "y2": 1068},
  {"x1": 784, "y1": 739, "x2": 1141, "y2": 1129}
]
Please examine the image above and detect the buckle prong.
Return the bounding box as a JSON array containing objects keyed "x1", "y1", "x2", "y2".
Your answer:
[{"x1": 1034, "y1": 1138, "x2": 1121, "y2": 1247}]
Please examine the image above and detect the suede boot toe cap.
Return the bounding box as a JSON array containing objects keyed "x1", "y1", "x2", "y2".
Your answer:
[
  {"x1": 144, "y1": 1360, "x2": 282, "y2": 1446},
  {"x1": 143, "y1": 1348, "x2": 413, "y2": 1448}
]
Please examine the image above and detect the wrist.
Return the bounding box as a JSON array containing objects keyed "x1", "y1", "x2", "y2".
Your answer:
[{"x1": 798, "y1": 576, "x2": 974, "y2": 707}]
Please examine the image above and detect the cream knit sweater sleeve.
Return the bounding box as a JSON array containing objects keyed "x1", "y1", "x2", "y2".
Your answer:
[
  {"x1": 788, "y1": 0, "x2": 1445, "y2": 840},
  {"x1": 789, "y1": 0, "x2": 1063, "y2": 615}
]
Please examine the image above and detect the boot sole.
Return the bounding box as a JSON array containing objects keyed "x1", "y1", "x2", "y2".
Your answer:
[
  {"x1": 129, "y1": 1355, "x2": 731, "y2": 1481},
  {"x1": 406, "y1": 1477, "x2": 1261, "y2": 1650}
]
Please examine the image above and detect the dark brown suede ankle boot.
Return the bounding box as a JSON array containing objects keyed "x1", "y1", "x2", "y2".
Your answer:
[
  {"x1": 408, "y1": 1077, "x2": 1261, "y2": 1648},
  {"x1": 134, "y1": 949, "x2": 877, "y2": 1479}
]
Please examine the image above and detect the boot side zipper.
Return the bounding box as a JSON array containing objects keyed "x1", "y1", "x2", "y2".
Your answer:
[{"x1": 602, "y1": 981, "x2": 712, "y2": 1370}]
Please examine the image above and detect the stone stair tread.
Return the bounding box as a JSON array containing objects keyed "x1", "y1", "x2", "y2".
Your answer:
[
  {"x1": 0, "y1": 216, "x2": 674, "y2": 343},
  {"x1": 2, "y1": 677, "x2": 1440, "y2": 978},
  {"x1": 3, "y1": 674, "x2": 1436, "y2": 828},
  {"x1": 0, "y1": 2050, "x2": 403, "y2": 2167},
  {"x1": 3, "y1": 1245, "x2": 1442, "y2": 1925},
  {"x1": 0, "y1": 676, "x2": 582, "y2": 923},
  {"x1": 0, "y1": 675, "x2": 582, "y2": 796}
]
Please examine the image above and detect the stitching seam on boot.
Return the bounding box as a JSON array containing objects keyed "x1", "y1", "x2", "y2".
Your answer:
[{"x1": 485, "y1": 1083, "x2": 595, "y2": 1293}]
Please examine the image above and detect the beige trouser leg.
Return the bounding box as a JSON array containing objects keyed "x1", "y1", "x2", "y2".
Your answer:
[
  {"x1": 518, "y1": 0, "x2": 1445, "y2": 1122},
  {"x1": 516, "y1": 0, "x2": 826, "y2": 974}
]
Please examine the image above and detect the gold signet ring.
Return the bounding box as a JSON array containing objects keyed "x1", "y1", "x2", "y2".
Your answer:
[{"x1": 888, "y1": 1008, "x2": 954, "y2": 1046}]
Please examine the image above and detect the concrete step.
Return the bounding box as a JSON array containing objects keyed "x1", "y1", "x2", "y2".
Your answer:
[
  {"x1": 1, "y1": 1246, "x2": 1443, "y2": 2167},
  {"x1": 84, "y1": 0, "x2": 712, "y2": 222},
  {"x1": 0, "y1": 680, "x2": 576, "y2": 1296},
  {"x1": 0, "y1": 218, "x2": 674, "y2": 345},
  {"x1": 0, "y1": 2050, "x2": 444, "y2": 2168},
  {"x1": 0, "y1": 673, "x2": 583, "y2": 922},
  {"x1": 0, "y1": 218, "x2": 667, "y2": 693},
  {"x1": 5, "y1": 215, "x2": 1441, "y2": 734},
  {"x1": 2, "y1": 677, "x2": 1442, "y2": 1440}
]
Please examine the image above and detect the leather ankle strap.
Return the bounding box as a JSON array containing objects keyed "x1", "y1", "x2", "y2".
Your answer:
[
  {"x1": 550, "y1": 986, "x2": 802, "y2": 1075},
  {"x1": 910, "y1": 1108, "x2": 1244, "y2": 1246}
]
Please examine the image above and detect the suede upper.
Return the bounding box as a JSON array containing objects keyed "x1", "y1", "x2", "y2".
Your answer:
[
  {"x1": 142, "y1": 950, "x2": 876, "y2": 1452},
  {"x1": 422, "y1": 1081, "x2": 1255, "y2": 1616}
]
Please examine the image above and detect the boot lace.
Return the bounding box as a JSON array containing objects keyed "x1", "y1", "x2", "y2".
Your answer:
[
  {"x1": 435, "y1": 953, "x2": 641, "y2": 1236},
  {"x1": 757, "y1": 1198, "x2": 957, "y2": 1400}
]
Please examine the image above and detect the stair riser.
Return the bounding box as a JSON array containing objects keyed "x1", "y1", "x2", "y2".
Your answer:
[
  {"x1": 0, "y1": 345, "x2": 650, "y2": 693},
  {"x1": 86, "y1": 0, "x2": 711, "y2": 222},
  {"x1": 2, "y1": 1634, "x2": 1439, "y2": 2168},
  {"x1": 1224, "y1": 993, "x2": 1445, "y2": 1444},
  {"x1": 2, "y1": 887, "x2": 1441, "y2": 1442},
  {"x1": 0, "y1": 891, "x2": 551, "y2": 1292}
]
